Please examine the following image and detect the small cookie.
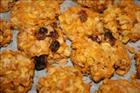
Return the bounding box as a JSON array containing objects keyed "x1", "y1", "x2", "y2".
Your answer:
[
  {"x1": 17, "y1": 23, "x2": 70, "y2": 70},
  {"x1": 0, "y1": 0, "x2": 16, "y2": 13},
  {"x1": 135, "y1": 51, "x2": 140, "y2": 79},
  {"x1": 95, "y1": 79, "x2": 140, "y2": 93},
  {"x1": 10, "y1": 0, "x2": 62, "y2": 29},
  {"x1": 37, "y1": 66, "x2": 90, "y2": 93},
  {"x1": 76, "y1": 0, "x2": 114, "y2": 13},
  {"x1": 59, "y1": 6, "x2": 103, "y2": 41},
  {"x1": 102, "y1": 1, "x2": 140, "y2": 43},
  {"x1": 0, "y1": 50, "x2": 34, "y2": 93},
  {"x1": 71, "y1": 37, "x2": 130, "y2": 82},
  {"x1": 0, "y1": 19, "x2": 12, "y2": 47}
]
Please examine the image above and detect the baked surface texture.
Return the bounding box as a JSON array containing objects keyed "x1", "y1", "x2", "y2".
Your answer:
[
  {"x1": 0, "y1": 50, "x2": 34, "y2": 93},
  {"x1": 37, "y1": 66, "x2": 90, "y2": 93}
]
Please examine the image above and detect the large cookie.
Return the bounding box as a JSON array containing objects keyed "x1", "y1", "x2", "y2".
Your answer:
[
  {"x1": 17, "y1": 23, "x2": 70, "y2": 70},
  {"x1": 71, "y1": 36, "x2": 130, "y2": 82},
  {"x1": 102, "y1": 1, "x2": 140, "y2": 43},
  {"x1": 37, "y1": 66, "x2": 90, "y2": 93},
  {"x1": 59, "y1": 6, "x2": 103, "y2": 41},
  {"x1": 10, "y1": 0, "x2": 63, "y2": 29},
  {"x1": 0, "y1": 50, "x2": 34, "y2": 93}
]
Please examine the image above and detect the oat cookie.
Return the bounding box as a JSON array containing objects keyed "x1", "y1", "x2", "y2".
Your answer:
[
  {"x1": 76, "y1": 0, "x2": 114, "y2": 13},
  {"x1": 59, "y1": 6, "x2": 103, "y2": 41},
  {"x1": 95, "y1": 79, "x2": 140, "y2": 93},
  {"x1": 0, "y1": 50, "x2": 34, "y2": 93},
  {"x1": 37, "y1": 66, "x2": 90, "y2": 93},
  {"x1": 0, "y1": 0, "x2": 16, "y2": 12},
  {"x1": 0, "y1": 19, "x2": 12, "y2": 47},
  {"x1": 17, "y1": 23, "x2": 70, "y2": 70},
  {"x1": 135, "y1": 51, "x2": 140, "y2": 79},
  {"x1": 102, "y1": 1, "x2": 140, "y2": 43},
  {"x1": 10, "y1": 0, "x2": 62, "y2": 29},
  {"x1": 71, "y1": 37, "x2": 130, "y2": 82}
]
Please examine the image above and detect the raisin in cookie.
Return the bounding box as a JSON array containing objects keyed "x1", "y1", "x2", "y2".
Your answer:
[
  {"x1": 102, "y1": 1, "x2": 140, "y2": 43},
  {"x1": 0, "y1": 50, "x2": 34, "y2": 93},
  {"x1": 135, "y1": 51, "x2": 140, "y2": 79},
  {"x1": 76, "y1": 0, "x2": 114, "y2": 13},
  {"x1": 10, "y1": 0, "x2": 62, "y2": 29},
  {"x1": 17, "y1": 23, "x2": 70, "y2": 69},
  {"x1": 37, "y1": 66, "x2": 90, "y2": 93},
  {"x1": 95, "y1": 79, "x2": 140, "y2": 93},
  {"x1": 0, "y1": 0, "x2": 16, "y2": 13},
  {"x1": 71, "y1": 37, "x2": 130, "y2": 82},
  {"x1": 0, "y1": 19, "x2": 12, "y2": 47},
  {"x1": 59, "y1": 6, "x2": 103, "y2": 41}
]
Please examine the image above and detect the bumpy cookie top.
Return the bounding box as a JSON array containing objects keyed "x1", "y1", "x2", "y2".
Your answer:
[
  {"x1": 37, "y1": 66, "x2": 90, "y2": 93},
  {"x1": 0, "y1": 19, "x2": 12, "y2": 47},
  {"x1": 10, "y1": 0, "x2": 62, "y2": 29},
  {"x1": 0, "y1": 50, "x2": 34, "y2": 93},
  {"x1": 76, "y1": 0, "x2": 114, "y2": 13},
  {"x1": 71, "y1": 37, "x2": 130, "y2": 82},
  {"x1": 102, "y1": 1, "x2": 140, "y2": 43},
  {"x1": 18, "y1": 23, "x2": 70, "y2": 70},
  {"x1": 59, "y1": 6, "x2": 103, "y2": 41},
  {"x1": 95, "y1": 79, "x2": 140, "y2": 93}
]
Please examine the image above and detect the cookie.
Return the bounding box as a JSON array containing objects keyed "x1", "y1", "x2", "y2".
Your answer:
[
  {"x1": 102, "y1": 1, "x2": 140, "y2": 43},
  {"x1": 135, "y1": 51, "x2": 140, "y2": 79},
  {"x1": 0, "y1": 19, "x2": 12, "y2": 47},
  {"x1": 10, "y1": 0, "x2": 62, "y2": 29},
  {"x1": 95, "y1": 79, "x2": 140, "y2": 93},
  {"x1": 37, "y1": 66, "x2": 90, "y2": 93},
  {"x1": 76, "y1": 0, "x2": 114, "y2": 13},
  {"x1": 0, "y1": 0, "x2": 16, "y2": 13},
  {"x1": 0, "y1": 50, "x2": 34, "y2": 93},
  {"x1": 17, "y1": 23, "x2": 70, "y2": 70},
  {"x1": 59, "y1": 6, "x2": 103, "y2": 41},
  {"x1": 71, "y1": 37, "x2": 130, "y2": 82}
]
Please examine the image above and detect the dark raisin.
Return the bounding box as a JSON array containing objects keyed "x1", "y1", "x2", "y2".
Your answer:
[
  {"x1": 114, "y1": 65, "x2": 119, "y2": 71},
  {"x1": 104, "y1": 29, "x2": 116, "y2": 45},
  {"x1": 34, "y1": 55, "x2": 48, "y2": 71},
  {"x1": 35, "y1": 27, "x2": 48, "y2": 40},
  {"x1": 49, "y1": 30, "x2": 59, "y2": 39},
  {"x1": 50, "y1": 40, "x2": 60, "y2": 52},
  {"x1": 78, "y1": 10, "x2": 88, "y2": 23},
  {"x1": 51, "y1": 22, "x2": 57, "y2": 28},
  {"x1": 136, "y1": 70, "x2": 140, "y2": 79},
  {"x1": 88, "y1": 35, "x2": 101, "y2": 43},
  {"x1": 97, "y1": 4, "x2": 107, "y2": 13}
]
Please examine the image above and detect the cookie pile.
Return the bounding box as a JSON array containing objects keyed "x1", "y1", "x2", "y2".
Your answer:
[{"x1": 0, "y1": 0, "x2": 140, "y2": 93}]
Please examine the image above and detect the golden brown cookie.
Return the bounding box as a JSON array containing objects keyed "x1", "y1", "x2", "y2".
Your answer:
[
  {"x1": 59, "y1": 6, "x2": 103, "y2": 41},
  {"x1": 0, "y1": 50, "x2": 34, "y2": 93},
  {"x1": 135, "y1": 51, "x2": 140, "y2": 79},
  {"x1": 102, "y1": 1, "x2": 140, "y2": 43},
  {"x1": 95, "y1": 79, "x2": 140, "y2": 93},
  {"x1": 76, "y1": 0, "x2": 114, "y2": 13},
  {"x1": 71, "y1": 37, "x2": 130, "y2": 82},
  {"x1": 17, "y1": 23, "x2": 70, "y2": 70},
  {"x1": 37, "y1": 66, "x2": 90, "y2": 93},
  {"x1": 0, "y1": 19, "x2": 12, "y2": 47},
  {"x1": 0, "y1": 0, "x2": 16, "y2": 13},
  {"x1": 10, "y1": 0, "x2": 62, "y2": 29}
]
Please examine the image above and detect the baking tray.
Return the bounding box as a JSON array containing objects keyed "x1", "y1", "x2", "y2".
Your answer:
[{"x1": 0, "y1": 0, "x2": 140, "y2": 93}]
